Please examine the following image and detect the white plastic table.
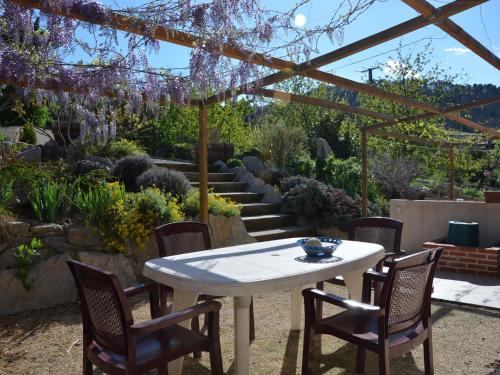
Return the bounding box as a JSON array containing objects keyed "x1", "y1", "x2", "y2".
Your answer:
[{"x1": 143, "y1": 237, "x2": 384, "y2": 375}]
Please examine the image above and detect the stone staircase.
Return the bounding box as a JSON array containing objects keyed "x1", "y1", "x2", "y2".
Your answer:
[{"x1": 154, "y1": 159, "x2": 315, "y2": 241}]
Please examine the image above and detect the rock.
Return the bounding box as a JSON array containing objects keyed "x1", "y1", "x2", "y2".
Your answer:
[
  {"x1": 0, "y1": 253, "x2": 76, "y2": 316},
  {"x1": 16, "y1": 145, "x2": 41, "y2": 164},
  {"x1": 85, "y1": 155, "x2": 114, "y2": 169},
  {"x1": 316, "y1": 138, "x2": 333, "y2": 160},
  {"x1": 0, "y1": 247, "x2": 17, "y2": 270},
  {"x1": 66, "y1": 226, "x2": 103, "y2": 247},
  {"x1": 78, "y1": 251, "x2": 136, "y2": 287},
  {"x1": 126, "y1": 235, "x2": 159, "y2": 276},
  {"x1": 213, "y1": 160, "x2": 229, "y2": 173},
  {"x1": 42, "y1": 235, "x2": 80, "y2": 253},
  {"x1": 5, "y1": 221, "x2": 30, "y2": 236},
  {"x1": 31, "y1": 223, "x2": 64, "y2": 236},
  {"x1": 243, "y1": 156, "x2": 264, "y2": 176},
  {"x1": 259, "y1": 185, "x2": 282, "y2": 204},
  {"x1": 208, "y1": 214, "x2": 256, "y2": 248}
]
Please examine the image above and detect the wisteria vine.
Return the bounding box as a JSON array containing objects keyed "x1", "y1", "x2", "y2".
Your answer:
[{"x1": 0, "y1": 0, "x2": 377, "y2": 143}]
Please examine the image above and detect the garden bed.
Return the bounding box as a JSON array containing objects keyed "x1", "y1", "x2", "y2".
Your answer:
[{"x1": 423, "y1": 239, "x2": 500, "y2": 277}]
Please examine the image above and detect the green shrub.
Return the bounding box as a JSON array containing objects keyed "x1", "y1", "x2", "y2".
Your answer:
[
  {"x1": 32, "y1": 106, "x2": 50, "y2": 128},
  {"x1": 74, "y1": 182, "x2": 126, "y2": 227},
  {"x1": 19, "y1": 122, "x2": 37, "y2": 144},
  {"x1": 136, "y1": 167, "x2": 191, "y2": 198},
  {"x1": 281, "y1": 177, "x2": 360, "y2": 229},
  {"x1": 251, "y1": 121, "x2": 307, "y2": 169},
  {"x1": 0, "y1": 177, "x2": 14, "y2": 215},
  {"x1": 181, "y1": 189, "x2": 241, "y2": 218},
  {"x1": 29, "y1": 181, "x2": 70, "y2": 222},
  {"x1": 321, "y1": 156, "x2": 361, "y2": 197},
  {"x1": 286, "y1": 150, "x2": 316, "y2": 177},
  {"x1": 112, "y1": 155, "x2": 153, "y2": 191},
  {"x1": 135, "y1": 188, "x2": 184, "y2": 226},
  {"x1": 87, "y1": 138, "x2": 145, "y2": 160},
  {"x1": 226, "y1": 158, "x2": 244, "y2": 168},
  {"x1": 15, "y1": 238, "x2": 43, "y2": 289}
]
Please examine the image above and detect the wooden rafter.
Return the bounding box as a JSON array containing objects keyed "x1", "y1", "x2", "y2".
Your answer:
[
  {"x1": 403, "y1": 0, "x2": 500, "y2": 70},
  {"x1": 204, "y1": 0, "x2": 486, "y2": 104},
  {"x1": 364, "y1": 95, "x2": 500, "y2": 132},
  {"x1": 251, "y1": 88, "x2": 395, "y2": 121}
]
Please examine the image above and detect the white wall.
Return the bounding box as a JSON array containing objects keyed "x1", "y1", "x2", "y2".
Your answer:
[{"x1": 390, "y1": 199, "x2": 500, "y2": 250}]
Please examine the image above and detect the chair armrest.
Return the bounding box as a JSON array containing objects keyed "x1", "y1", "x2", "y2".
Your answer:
[
  {"x1": 363, "y1": 270, "x2": 387, "y2": 283},
  {"x1": 129, "y1": 300, "x2": 221, "y2": 336},
  {"x1": 303, "y1": 288, "x2": 384, "y2": 316}
]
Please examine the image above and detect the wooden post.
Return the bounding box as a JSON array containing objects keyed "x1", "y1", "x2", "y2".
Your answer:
[
  {"x1": 448, "y1": 145, "x2": 455, "y2": 201},
  {"x1": 361, "y1": 130, "x2": 368, "y2": 217},
  {"x1": 198, "y1": 103, "x2": 209, "y2": 224}
]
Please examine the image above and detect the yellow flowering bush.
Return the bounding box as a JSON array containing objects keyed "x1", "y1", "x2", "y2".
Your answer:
[
  {"x1": 77, "y1": 182, "x2": 184, "y2": 253},
  {"x1": 181, "y1": 189, "x2": 241, "y2": 218}
]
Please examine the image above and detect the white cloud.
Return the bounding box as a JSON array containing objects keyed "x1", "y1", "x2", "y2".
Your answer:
[
  {"x1": 444, "y1": 47, "x2": 471, "y2": 56},
  {"x1": 383, "y1": 60, "x2": 421, "y2": 79}
]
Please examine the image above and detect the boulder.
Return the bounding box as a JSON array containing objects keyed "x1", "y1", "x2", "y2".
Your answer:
[
  {"x1": 5, "y1": 221, "x2": 30, "y2": 236},
  {"x1": 243, "y1": 156, "x2": 264, "y2": 176},
  {"x1": 0, "y1": 253, "x2": 76, "y2": 316},
  {"x1": 66, "y1": 225, "x2": 103, "y2": 247},
  {"x1": 213, "y1": 160, "x2": 229, "y2": 173},
  {"x1": 41, "y1": 140, "x2": 66, "y2": 161},
  {"x1": 78, "y1": 251, "x2": 136, "y2": 288},
  {"x1": 0, "y1": 246, "x2": 17, "y2": 270},
  {"x1": 208, "y1": 214, "x2": 256, "y2": 248},
  {"x1": 31, "y1": 223, "x2": 64, "y2": 236},
  {"x1": 316, "y1": 138, "x2": 333, "y2": 160},
  {"x1": 16, "y1": 145, "x2": 41, "y2": 164}
]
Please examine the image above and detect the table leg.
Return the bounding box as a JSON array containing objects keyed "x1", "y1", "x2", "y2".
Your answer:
[
  {"x1": 234, "y1": 295, "x2": 252, "y2": 375},
  {"x1": 290, "y1": 287, "x2": 302, "y2": 331},
  {"x1": 342, "y1": 269, "x2": 365, "y2": 302},
  {"x1": 168, "y1": 290, "x2": 198, "y2": 375}
]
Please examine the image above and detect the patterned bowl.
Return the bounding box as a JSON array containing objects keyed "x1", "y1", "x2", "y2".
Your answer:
[{"x1": 297, "y1": 237, "x2": 342, "y2": 257}]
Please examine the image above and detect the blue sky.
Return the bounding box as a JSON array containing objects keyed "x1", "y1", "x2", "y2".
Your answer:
[{"x1": 95, "y1": 0, "x2": 500, "y2": 86}]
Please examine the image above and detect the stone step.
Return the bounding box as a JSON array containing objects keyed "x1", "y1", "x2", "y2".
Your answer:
[
  {"x1": 183, "y1": 172, "x2": 235, "y2": 182},
  {"x1": 152, "y1": 158, "x2": 217, "y2": 173},
  {"x1": 249, "y1": 226, "x2": 317, "y2": 242},
  {"x1": 216, "y1": 192, "x2": 264, "y2": 204},
  {"x1": 240, "y1": 203, "x2": 281, "y2": 216},
  {"x1": 191, "y1": 182, "x2": 248, "y2": 193},
  {"x1": 242, "y1": 214, "x2": 296, "y2": 232}
]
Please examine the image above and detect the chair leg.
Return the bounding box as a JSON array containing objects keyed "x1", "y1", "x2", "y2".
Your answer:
[
  {"x1": 423, "y1": 338, "x2": 434, "y2": 375},
  {"x1": 301, "y1": 325, "x2": 315, "y2": 375},
  {"x1": 82, "y1": 332, "x2": 92, "y2": 375},
  {"x1": 355, "y1": 346, "x2": 366, "y2": 374},
  {"x1": 191, "y1": 316, "x2": 202, "y2": 360},
  {"x1": 315, "y1": 282, "x2": 324, "y2": 320},
  {"x1": 378, "y1": 348, "x2": 390, "y2": 375},
  {"x1": 250, "y1": 297, "x2": 255, "y2": 341}
]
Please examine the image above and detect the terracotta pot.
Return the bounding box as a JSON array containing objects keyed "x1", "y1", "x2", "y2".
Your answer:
[
  {"x1": 191, "y1": 143, "x2": 235, "y2": 163},
  {"x1": 51, "y1": 121, "x2": 80, "y2": 145},
  {"x1": 484, "y1": 191, "x2": 500, "y2": 203}
]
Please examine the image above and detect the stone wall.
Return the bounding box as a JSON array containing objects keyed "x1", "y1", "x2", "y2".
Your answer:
[
  {"x1": 0, "y1": 215, "x2": 255, "y2": 316},
  {"x1": 423, "y1": 240, "x2": 500, "y2": 277}
]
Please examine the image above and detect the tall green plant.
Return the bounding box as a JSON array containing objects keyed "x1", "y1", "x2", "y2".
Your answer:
[
  {"x1": 0, "y1": 177, "x2": 14, "y2": 214},
  {"x1": 15, "y1": 238, "x2": 43, "y2": 289},
  {"x1": 29, "y1": 181, "x2": 69, "y2": 222},
  {"x1": 74, "y1": 182, "x2": 126, "y2": 226}
]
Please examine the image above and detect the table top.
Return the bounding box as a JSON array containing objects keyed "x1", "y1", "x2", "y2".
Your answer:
[{"x1": 143, "y1": 237, "x2": 384, "y2": 296}]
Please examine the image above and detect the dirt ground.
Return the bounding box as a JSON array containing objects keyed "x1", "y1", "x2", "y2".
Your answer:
[{"x1": 1, "y1": 284, "x2": 499, "y2": 375}]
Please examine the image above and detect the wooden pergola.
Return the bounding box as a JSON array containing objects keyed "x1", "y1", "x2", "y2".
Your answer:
[{"x1": 7, "y1": 0, "x2": 500, "y2": 222}]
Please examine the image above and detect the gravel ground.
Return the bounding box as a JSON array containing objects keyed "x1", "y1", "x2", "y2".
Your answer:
[{"x1": 1, "y1": 284, "x2": 499, "y2": 375}]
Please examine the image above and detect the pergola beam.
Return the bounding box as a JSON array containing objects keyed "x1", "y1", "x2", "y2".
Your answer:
[
  {"x1": 204, "y1": 0, "x2": 486, "y2": 104},
  {"x1": 403, "y1": 0, "x2": 500, "y2": 70},
  {"x1": 371, "y1": 130, "x2": 451, "y2": 146},
  {"x1": 251, "y1": 88, "x2": 395, "y2": 121},
  {"x1": 364, "y1": 95, "x2": 500, "y2": 133}
]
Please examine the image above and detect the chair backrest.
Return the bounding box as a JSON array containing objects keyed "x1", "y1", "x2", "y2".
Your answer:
[
  {"x1": 349, "y1": 217, "x2": 403, "y2": 255},
  {"x1": 67, "y1": 260, "x2": 133, "y2": 356},
  {"x1": 155, "y1": 221, "x2": 211, "y2": 257},
  {"x1": 379, "y1": 248, "x2": 442, "y2": 335}
]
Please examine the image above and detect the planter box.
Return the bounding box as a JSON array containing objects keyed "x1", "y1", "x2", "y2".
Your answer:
[
  {"x1": 423, "y1": 239, "x2": 500, "y2": 277},
  {"x1": 192, "y1": 143, "x2": 234, "y2": 163},
  {"x1": 484, "y1": 191, "x2": 500, "y2": 203}
]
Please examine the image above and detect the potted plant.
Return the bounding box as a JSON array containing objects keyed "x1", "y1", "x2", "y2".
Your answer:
[{"x1": 192, "y1": 128, "x2": 235, "y2": 163}]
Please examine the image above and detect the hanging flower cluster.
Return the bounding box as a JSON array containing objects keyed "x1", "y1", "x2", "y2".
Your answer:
[{"x1": 0, "y1": 0, "x2": 377, "y2": 143}]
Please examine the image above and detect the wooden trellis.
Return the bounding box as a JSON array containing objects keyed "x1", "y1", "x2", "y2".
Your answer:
[{"x1": 7, "y1": 0, "x2": 500, "y2": 222}]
